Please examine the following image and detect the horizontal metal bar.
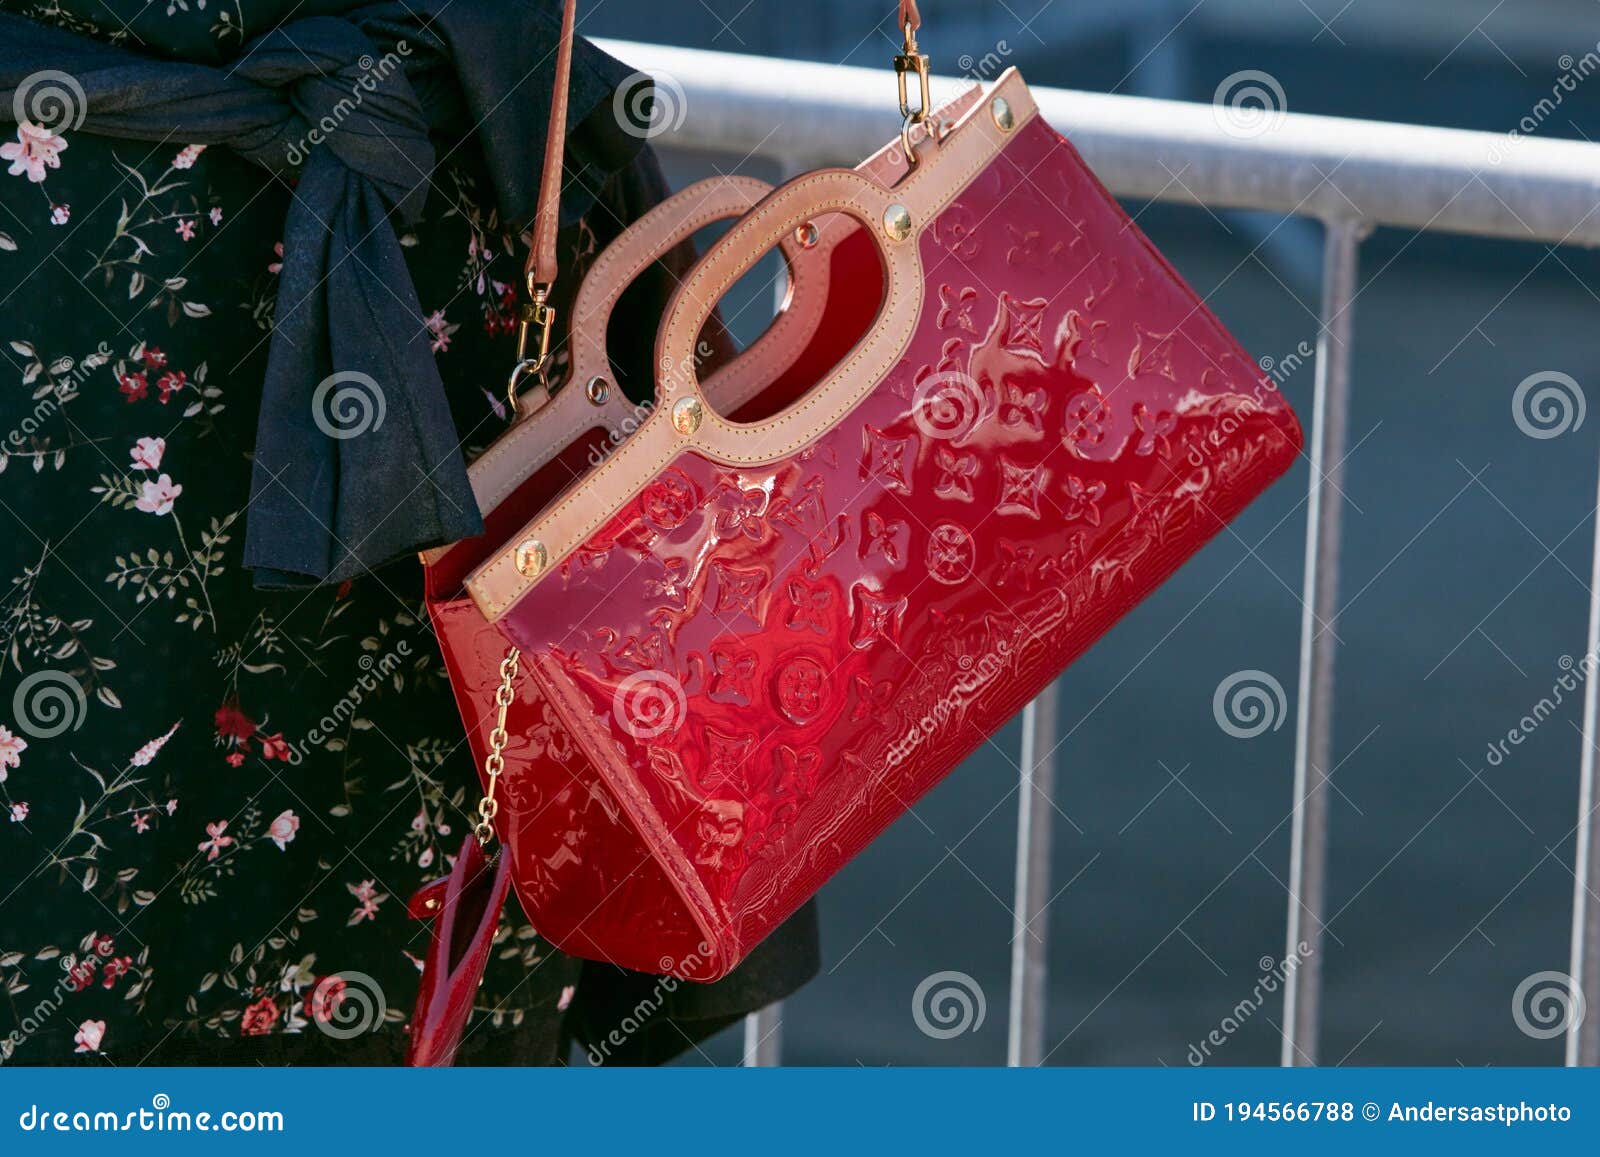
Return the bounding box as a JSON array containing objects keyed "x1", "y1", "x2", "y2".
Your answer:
[{"x1": 596, "y1": 38, "x2": 1600, "y2": 245}]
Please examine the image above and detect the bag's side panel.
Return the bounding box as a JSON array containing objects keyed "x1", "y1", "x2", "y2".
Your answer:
[
  {"x1": 499, "y1": 112, "x2": 1302, "y2": 970},
  {"x1": 425, "y1": 593, "x2": 721, "y2": 979}
]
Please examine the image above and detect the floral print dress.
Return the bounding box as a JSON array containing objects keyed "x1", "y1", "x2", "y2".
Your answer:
[
  {"x1": 0, "y1": 102, "x2": 607, "y2": 1062},
  {"x1": 0, "y1": 0, "x2": 830, "y2": 1066}
]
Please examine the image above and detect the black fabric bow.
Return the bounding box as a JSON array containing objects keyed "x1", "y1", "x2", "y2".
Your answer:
[{"x1": 0, "y1": 2, "x2": 643, "y2": 586}]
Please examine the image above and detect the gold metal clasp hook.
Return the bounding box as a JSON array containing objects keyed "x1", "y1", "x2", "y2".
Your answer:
[
  {"x1": 505, "y1": 280, "x2": 556, "y2": 420},
  {"x1": 893, "y1": 19, "x2": 932, "y2": 164}
]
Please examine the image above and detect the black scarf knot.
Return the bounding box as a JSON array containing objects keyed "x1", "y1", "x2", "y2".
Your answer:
[{"x1": 0, "y1": 1, "x2": 643, "y2": 586}]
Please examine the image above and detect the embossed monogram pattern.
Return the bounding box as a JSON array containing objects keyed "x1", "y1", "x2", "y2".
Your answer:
[{"x1": 450, "y1": 112, "x2": 1300, "y2": 979}]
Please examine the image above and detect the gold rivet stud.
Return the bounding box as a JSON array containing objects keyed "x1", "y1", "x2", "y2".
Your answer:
[
  {"x1": 991, "y1": 96, "x2": 1015, "y2": 132},
  {"x1": 794, "y1": 222, "x2": 819, "y2": 249},
  {"x1": 671, "y1": 396, "x2": 703, "y2": 435},
  {"x1": 585, "y1": 376, "x2": 609, "y2": 405},
  {"x1": 883, "y1": 202, "x2": 912, "y2": 242},
  {"x1": 515, "y1": 538, "x2": 548, "y2": 578}
]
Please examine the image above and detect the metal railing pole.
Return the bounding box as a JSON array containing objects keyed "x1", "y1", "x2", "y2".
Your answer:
[
  {"x1": 743, "y1": 1005, "x2": 783, "y2": 1066},
  {"x1": 1281, "y1": 218, "x2": 1362, "y2": 1066},
  {"x1": 1008, "y1": 685, "x2": 1060, "y2": 1066},
  {"x1": 1565, "y1": 466, "x2": 1600, "y2": 1066}
]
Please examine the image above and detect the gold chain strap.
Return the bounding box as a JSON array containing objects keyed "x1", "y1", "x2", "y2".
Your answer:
[{"x1": 473, "y1": 647, "x2": 521, "y2": 846}]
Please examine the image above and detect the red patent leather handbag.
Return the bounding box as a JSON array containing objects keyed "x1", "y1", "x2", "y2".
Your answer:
[{"x1": 415, "y1": 0, "x2": 1302, "y2": 1050}]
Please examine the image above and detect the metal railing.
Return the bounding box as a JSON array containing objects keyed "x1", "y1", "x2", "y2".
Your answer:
[{"x1": 593, "y1": 37, "x2": 1600, "y2": 1068}]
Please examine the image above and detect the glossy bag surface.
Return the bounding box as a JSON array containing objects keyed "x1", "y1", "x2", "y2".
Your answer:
[{"x1": 464, "y1": 70, "x2": 1303, "y2": 980}]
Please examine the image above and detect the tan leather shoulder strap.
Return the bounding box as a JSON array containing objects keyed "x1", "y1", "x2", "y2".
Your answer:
[
  {"x1": 523, "y1": 0, "x2": 920, "y2": 289},
  {"x1": 526, "y1": 0, "x2": 578, "y2": 290}
]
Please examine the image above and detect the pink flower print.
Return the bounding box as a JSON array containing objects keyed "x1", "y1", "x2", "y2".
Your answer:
[
  {"x1": 73, "y1": 1019, "x2": 105, "y2": 1053},
  {"x1": 423, "y1": 308, "x2": 456, "y2": 354},
  {"x1": 258, "y1": 733, "x2": 289, "y2": 761},
  {"x1": 557, "y1": 985, "x2": 576, "y2": 1011},
  {"x1": 266, "y1": 809, "x2": 299, "y2": 850},
  {"x1": 134, "y1": 473, "x2": 182, "y2": 515},
  {"x1": 239, "y1": 996, "x2": 278, "y2": 1036},
  {"x1": 130, "y1": 720, "x2": 180, "y2": 766},
  {"x1": 101, "y1": 956, "x2": 132, "y2": 988},
  {"x1": 0, "y1": 725, "x2": 26, "y2": 777},
  {"x1": 64, "y1": 961, "x2": 96, "y2": 992},
  {"x1": 131, "y1": 812, "x2": 150, "y2": 833},
  {"x1": 268, "y1": 241, "x2": 283, "y2": 274},
  {"x1": 225, "y1": 752, "x2": 245, "y2": 768},
  {"x1": 117, "y1": 371, "x2": 148, "y2": 403},
  {"x1": 346, "y1": 879, "x2": 384, "y2": 924},
  {"x1": 2, "y1": 122, "x2": 67, "y2": 183},
  {"x1": 410, "y1": 809, "x2": 426, "y2": 833},
  {"x1": 417, "y1": 846, "x2": 434, "y2": 869},
  {"x1": 92, "y1": 933, "x2": 115, "y2": 957},
  {"x1": 173, "y1": 144, "x2": 205, "y2": 170},
  {"x1": 166, "y1": 798, "x2": 178, "y2": 815},
  {"x1": 49, "y1": 204, "x2": 69, "y2": 225},
  {"x1": 9, "y1": 802, "x2": 26, "y2": 822},
  {"x1": 141, "y1": 346, "x2": 167, "y2": 370},
  {"x1": 198, "y1": 819, "x2": 234, "y2": 861},
  {"x1": 129, "y1": 436, "x2": 165, "y2": 471},
  {"x1": 156, "y1": 370, "x2": 186, "y2": 404},
  {"x1": 208, "y1": 206, "x2": 223, "y2": 226},
  {"x1": 174, "y1": 218, "x2": 195, "y2": 241}
]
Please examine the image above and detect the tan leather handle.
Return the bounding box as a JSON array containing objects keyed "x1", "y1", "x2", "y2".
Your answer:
[
  {"x1": 566, "y1": 176, "x2": 783, "y2": 385},
  {"x1": 899, "y1": 0, "x2": 921, "y2": 30},
  {"x1": 654, "y1": 168, "x2": 907, "y2": 433},
  {"x1": 526, "y1": 0, "x2": 578, "y2": 290},
  {"x1": 465, "y1": 64, "x2": 1040, "y2": 620}
]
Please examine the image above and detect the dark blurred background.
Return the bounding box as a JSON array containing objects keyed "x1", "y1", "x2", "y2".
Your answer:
[{"x1": 580, "y1": 0, "x2": 1600, "y2": 1065}]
